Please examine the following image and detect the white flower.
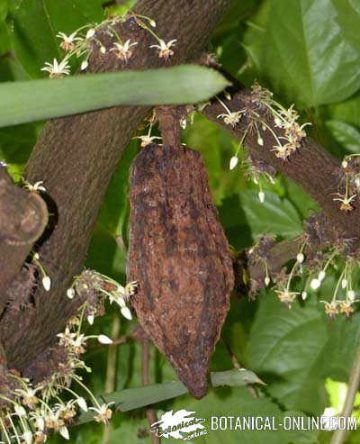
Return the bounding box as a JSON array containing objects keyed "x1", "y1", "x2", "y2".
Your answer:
[
  {"x1": 100, "y1": 46, "x2": 106, "y2": 54},
  {"x1": 41, "y1": 58, "x2": 71, "y2": 78},
  {"x1": 258, "y1": 191, "x2": 265, "y2": 203},
  {"x1": 14, "y1": 405, "x2": 27, "y2": 417},
  {"x1": 24, "y1": 181, "x2": 46, "y2": 192},
  {"x1": 89, "y1": 403, "x2": 113, "y2": 424},
  {"x1": 264, "y1": 276, "x2": 270, "y2": 287},
  {"x1": 296, "y1": 253, "x2": 305, "y2": 264},
  {"x1": 66, "y1": 288, "x2": 75, "y2": 299},
  {"x1": 342, "y1": 160, "x2": 348, "y2": 169},
  {"x1": 333, "y1": 193, "x2": 357, "y2": 212},
  {"x1": 121, "y1": 306, "x2": 132, "y2": 320},
  {"x1": 150, "y1": 39, "x2": 176, "y2": 60},
  {"x1": 42, "y1": 276, "x2": 51, "y2": 291},
  {"x1": 341, "y1": 279, "x2": 348, "y2": 289},
  {"x1": 81, "y1": 60, "x2": 89, "y2": 71},
  {"x1": 111, "y1": 40, "x2": 138, "y2": 62},
  {"x1": 275, "y1": 289, "x2": 299, "y2": 308},
  {"x1": 56, "y1": 31, "x2": 81, "y2": 51},
  {"x1": 15, "y1": 387, "x2": 39, "y2": 409},
  {"x1": 229, "y1": 156, "x2": 239, "y2": 170},
  {"x1": 98, "y1": 335, "x2": 113, "y2": 345},
  {"x1": 257, "y1": 136, "x2": 264, "y2": 146},
  {"x1": 310, "y1": 278, "x2": 321, "y2": 290},
  {"x1": 134, "y1": 135, "x2": 161, "y2": 148},
  {"x1": 86, "y1": 28, "x2": 96, "y2": 39},
  {"x1": 217, "y1": 111, "x2": 243, "y2": 127},
  {"x1": 301, "y1": 291, "x2": 308, "y2": 300},
  {"x1": 150, "y1": 19, "x2": 156, "y2": 27}
]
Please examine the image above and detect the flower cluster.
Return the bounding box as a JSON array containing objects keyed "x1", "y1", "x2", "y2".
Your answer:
[
  {"x1": 66, "y1": 270, "x2": 138, "y2": 323},
  {"x1": 333, "y1": 154, "x2": 360, "y2": 212},
  {"x1": 0, "y1": 316, "x2": 114, "y2": 443},
  {"x1": 217, "y1": 85, "x2": 311, "y2": 185},
  {"x1": 41, "y1": 12, "x2": 177, "y2": 78},
  {"x1": 250, "y1": 83, "x2": 311, "y2": 160},
  {"x1": 270, "y1": 244, "x2": 359, "y2": 318},
  {"x1": 0, "y1": 270, "x2": 137, "y2": 442}
]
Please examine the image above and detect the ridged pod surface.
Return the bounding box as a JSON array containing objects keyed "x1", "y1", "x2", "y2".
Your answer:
[{"x1": 127, "y1": 143, "x2": 234, "y2": 398}]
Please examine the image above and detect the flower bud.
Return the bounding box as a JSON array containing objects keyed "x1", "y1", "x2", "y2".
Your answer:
[
  {"x1": 229, "y1": 156, "x2": 239, "y2": 171},
  {"x1": 42, "y1": 276, "x2": 51, "y2": 291},
  {"x1": 77, "y1": 397, "x2": 88, "y2": 411},
  {"x1": 296, "y1": 253, "x2": 305, "y2": 264},
  {"x1": 87, "y1": 314, "x2": 95, "y2": 325},
  {"x1": 121, "y1": 306, "x2": 133, "y2": 320},
  {"x1": 258, "y1": 191, "x2": 265, "y2": 203},
  {"x1": 86, "y1": 28, "x2": 96, "y2": 39},
  {"x1": 310, "y1": 278, "x2": 321, "y2": 290},
  {"x1": 318, "y1": 270, "x2": 326, "y2": 281},
  {"x1": 257, "y1": 136, "x2": 264, "y2": 146},
  {"x1": 98, "y1": 335, "x2": 113, "y2": 345},
  {"x1": 66, "y1": 288, "x2": 75, "y2": 299}
]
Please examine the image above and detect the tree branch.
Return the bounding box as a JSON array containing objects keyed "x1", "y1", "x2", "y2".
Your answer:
[
  {"x1": 202, "y1": 89, "x2": 360, "y2": 244},
  {"x1": 0, "y1": 169, "x2": 48, "y2": 308},
  {"x1": 0, "y1": 0, "x2": 230, "y2": 377}
]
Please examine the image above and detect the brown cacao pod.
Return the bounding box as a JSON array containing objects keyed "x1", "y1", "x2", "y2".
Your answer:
[{"x1": 127, "y1": 144, "x2": 234, "y2": 398}]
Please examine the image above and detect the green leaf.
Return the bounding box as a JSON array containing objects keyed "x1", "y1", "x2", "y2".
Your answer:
[
  {"x1": 78, "y1": 369, "x2": 264, "y2": 425},
  {"x1": 0, "y1": 66, "x2": 229, "y2": 128},
  {"x1": 326, "y1": 120, "x2": 360, "y2": 153},
  {"x1": 211, "y1": 368, "x2": 265, "y2": 387},
  {"x1": 8, "y1": 0, "x2": 104, "y2": 77},
  {"x1": 77, "y1": 381, "x2": 187, "y2": 424},
  {"x1": 240, "y1": 190, "x2": 303, "y2": 238},
  {"x1": 326, "y1": 312, "x2": 360, "y2": 382},
  {"x1": 244, "y1": 0, "x2": 360, "y2": 107},
  {"x1": 245, "y1": 294, "x2": 329, "y2": 415}
]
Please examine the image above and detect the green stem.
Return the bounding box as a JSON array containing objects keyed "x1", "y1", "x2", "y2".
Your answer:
[{"x1": 330, "y1": 340, "x2": 360, "y2": 444}]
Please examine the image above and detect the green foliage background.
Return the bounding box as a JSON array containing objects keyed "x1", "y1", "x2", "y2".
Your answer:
[{"x1": 1, "y1": 0, "x2": 360, "y2": 442}]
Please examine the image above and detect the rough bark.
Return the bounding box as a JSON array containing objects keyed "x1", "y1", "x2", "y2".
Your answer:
[
  {"x1": 0, "y1": 0, "x2": 230, "y2": 374},
  {"x1": 127, "y1": 143, "x2": 234, "y2": 398},
  {"x1": 202, "y1": 90, "x2": 360, "y2": 243},
  {"x1": 0, "y1": 169, "x2": 48, "y2": 308}
]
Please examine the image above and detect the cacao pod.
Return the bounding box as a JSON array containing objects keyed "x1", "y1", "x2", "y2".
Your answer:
[{"x1": 127, "y1": 144, "x2": 234, "y2": 398}]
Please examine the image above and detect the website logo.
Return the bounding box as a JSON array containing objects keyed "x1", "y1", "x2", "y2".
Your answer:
[{"x1": 150, "y1": 409, "x2": 207, "y2": 440}]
